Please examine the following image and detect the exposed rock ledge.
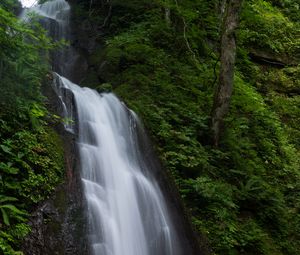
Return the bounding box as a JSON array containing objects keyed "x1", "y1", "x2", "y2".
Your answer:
[{"x1": 249, "y1": 49, "x2": 298, "y2": 67}]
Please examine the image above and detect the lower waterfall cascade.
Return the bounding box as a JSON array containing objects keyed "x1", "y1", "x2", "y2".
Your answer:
[{"x1": 53, "y1": 73, "x2": 184, "y2": 255}]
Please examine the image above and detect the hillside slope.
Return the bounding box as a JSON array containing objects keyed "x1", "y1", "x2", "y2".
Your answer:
[{"x1": 72, "y1": 0, "x2": 300, "y2": 254}]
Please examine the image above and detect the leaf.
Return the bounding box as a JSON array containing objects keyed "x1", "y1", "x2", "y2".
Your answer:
[
  {"x1": 1, "y1": 208, "x2": 9, "y2": 226},
  {"x1": 229, "y1": 169, "x2": 247, "y2": 176},
  {"x1": 4, "y1": 182, "x2": 21, "y2": 190},
  {"x1": 0, "y1": 162, "x2": 19, "y2": 174},
  {"x1": 0, "y1": 205, "x2": 27, "y2": 216},
  {"x1": 0, "y1": 145, "x2": 11, "y2": 154},
  {"x1": 17, "y1": 152, "x2": 25, "y2": 159},
  {"x1": 0, "y1": 195, "x2": 18, "y2": 204}
]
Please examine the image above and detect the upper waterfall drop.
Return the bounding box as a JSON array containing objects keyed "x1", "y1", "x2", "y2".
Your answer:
[
  {"x1": 21, "y1": 0, "x2": 70, "y2": 22},
  {"x1": 21, "y1": 0, "x2": 78, "y2": 81}
]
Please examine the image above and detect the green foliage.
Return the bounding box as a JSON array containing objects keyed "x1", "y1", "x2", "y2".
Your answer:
[
  {"x1": 0, "y1": 223, "x2": 30, "y2": 255},
  {"x1": 0, "y1": 195, "x2": 27, "y2": 226},
  {"x1": 0, "y1": 129, "x2": 64, "y2": 203},
  {"x1": 0, "y1": 126, "x2": 64, "y2": 253},
  {"x1": 0, "y1": 0, "x2": 20, "y2": 13},
  {"x1": 239, "y1": 0, "x2": 300, "y2": 57},
  {"x1": 0, "y1": 2, "x2": 64, "y2": 253},
  {"x1": 83, "y1": 0, "x2": 300, "y2": 254},
  {"x1": 267, "y1": 0, "x2": 300, "y2": 22}
]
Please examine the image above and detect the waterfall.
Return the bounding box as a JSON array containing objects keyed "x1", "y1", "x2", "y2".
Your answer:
[
  {"x1": 53, "y1": 73, "x2": 183, "y2": 255},
  {"x1": 23, "y1": 1, "x2": 189, "y2": 254}
]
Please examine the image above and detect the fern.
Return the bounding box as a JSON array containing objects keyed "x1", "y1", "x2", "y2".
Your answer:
[{"x1": 0, "y1": 196, "x2": 27, "y2": 226}]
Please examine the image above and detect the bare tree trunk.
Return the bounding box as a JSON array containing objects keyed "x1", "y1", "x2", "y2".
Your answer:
[{"x1": 211, "y1": 0, "x2": 243, "y2": 147}]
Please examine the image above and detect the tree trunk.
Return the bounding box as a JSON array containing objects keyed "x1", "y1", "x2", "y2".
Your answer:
[{"x1": 211, "y1": 0, "x2": 243, "y2": 147}]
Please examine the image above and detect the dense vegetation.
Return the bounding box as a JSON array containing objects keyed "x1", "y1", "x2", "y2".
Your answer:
[
  {"x1": 1, "y1": 0, "x2": 299, "y2": 254},
  {"x1": 76, "y1": 0, "x2": 300, "y2": 254},
  {"x1": 0, "y1": 1, "x2": 64, "y2": 254}
]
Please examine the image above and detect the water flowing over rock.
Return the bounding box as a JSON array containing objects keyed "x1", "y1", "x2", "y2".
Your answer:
[{"x1": 53, "y1": 73, "x2": 192, "y2": 255}]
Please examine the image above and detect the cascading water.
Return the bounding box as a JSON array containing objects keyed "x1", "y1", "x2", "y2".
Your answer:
[
  {"x1": 53, "y1": 73, "x2": 183, "y2": 255},
  {"x1": 23, "y1": 1, "x2": 191, "y2": 254}
]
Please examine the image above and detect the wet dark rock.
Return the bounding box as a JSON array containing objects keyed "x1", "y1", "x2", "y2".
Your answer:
[
  {"x1": 67, "y1": 1, "x2": 109, "y2": 86},
  {"x1": 69, "y1": 52, "x2": 89, "y2": 83}
]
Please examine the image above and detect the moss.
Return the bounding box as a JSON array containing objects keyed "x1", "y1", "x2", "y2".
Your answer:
[{"x1": 40, "y1": 127, "x2": 64, "y2": 172}]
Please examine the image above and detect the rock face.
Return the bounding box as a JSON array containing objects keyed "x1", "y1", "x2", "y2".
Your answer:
[
  {"x1": 22, "y1": 78, "x2": 89, "y2": 255},
  {"x1": 67, "y1": 0, "x2": 111, "y2": 87}
]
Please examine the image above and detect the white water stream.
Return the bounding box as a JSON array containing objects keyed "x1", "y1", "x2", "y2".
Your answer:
[
  {"x1": 23, "y1": 1, "x2": 186, "y2": 254},
  {"x1": 53, "y1": 74, "x2": 182, "y2": 255}
]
